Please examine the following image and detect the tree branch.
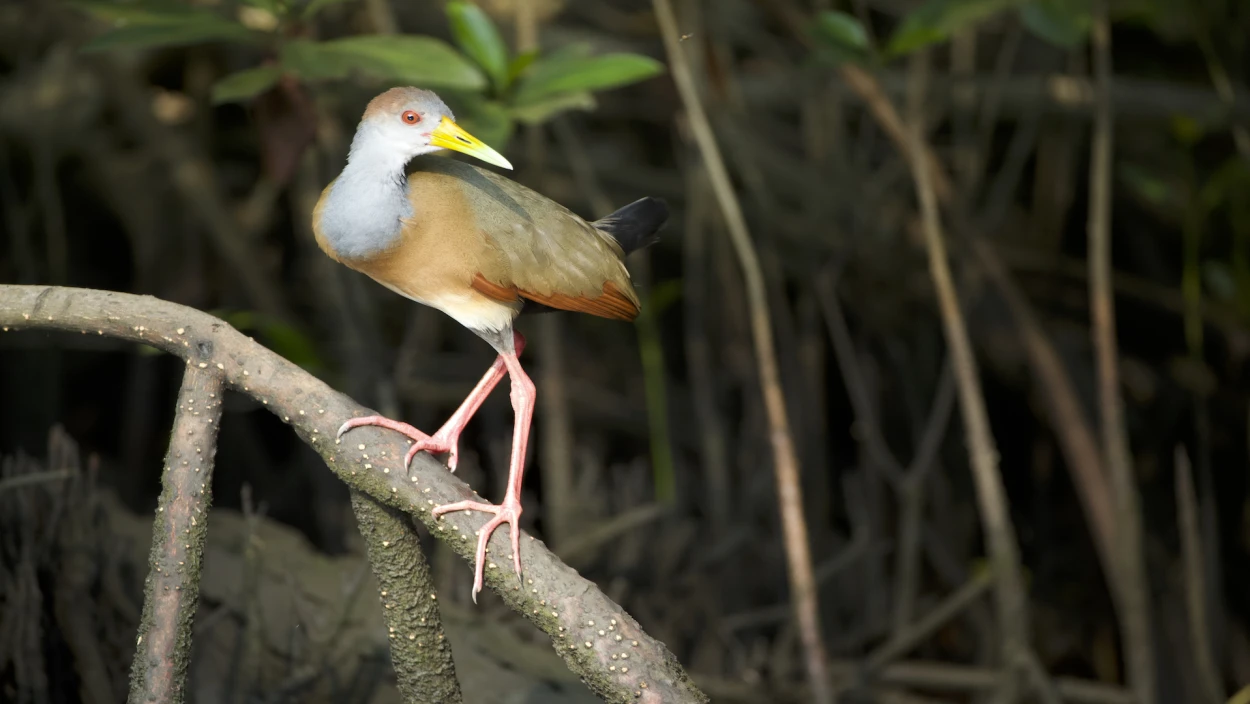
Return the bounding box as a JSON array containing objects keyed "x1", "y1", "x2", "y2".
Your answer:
[
  {"x1": 1088, "y1": 5, "x2": 1156, "y2": 703},
  {"x1": 905, "y1": 52, "x2": 1030, "y2": 700},
  {"x1": 0, "y1": 284, "x2": 707, "y2": 704},
  {"x1": 127, "y1": 363, "x2": 222, "y2": 704},
  {"x1": 351, "y1": 492, "x2": 463, "y2": 704},
  {"x1": 649, "y1": 2, "x2": 832, "y2": 702}
]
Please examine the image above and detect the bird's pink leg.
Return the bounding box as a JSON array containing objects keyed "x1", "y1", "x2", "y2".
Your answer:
[
  {"x1": 338, "y1": 333, "x2": 527, "y2": 472},
  {"x1": 431, "y1": 348, "x2": 534, "y2": 602}
]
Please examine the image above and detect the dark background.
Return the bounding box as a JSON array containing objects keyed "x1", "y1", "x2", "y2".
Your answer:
[{"x1": 1, "y1": 0, "x2": 1249, "y2": 702}]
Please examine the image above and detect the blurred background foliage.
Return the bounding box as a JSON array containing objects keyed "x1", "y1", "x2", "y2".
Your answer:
[{"x1": 2, "y1": 0, "x2": 1250, "y2": 702}]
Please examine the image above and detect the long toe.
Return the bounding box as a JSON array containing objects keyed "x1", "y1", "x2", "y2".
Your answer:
[
  {"x1": 471, "y1": 512, "x2": 510, "y2": 601},
  {"x1": 337, "y1": 415, "x2": 431, "y2": 442},
  {"x1": 510, "y1": 514, "x2": 522, "y2": 580},
  {"x1": 431, "y1": 497, "x2": 523, "y2": 601}
]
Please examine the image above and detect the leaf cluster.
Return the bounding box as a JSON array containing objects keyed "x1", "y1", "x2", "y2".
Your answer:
[
  {"x1": 74, "y1": 0, "x2": 665, "y2": 147},
  {"x1": 809, "y1": 0, "x2": 1092, "y2": 68}
]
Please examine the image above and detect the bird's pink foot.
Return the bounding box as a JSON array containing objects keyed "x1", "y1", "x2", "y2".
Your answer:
[
  {"x1": 337, "y1": 415, "x2": 465, "y2": 472},
  {"x1": 432, "y1": 493, "x2": 523, "y2": 602}
]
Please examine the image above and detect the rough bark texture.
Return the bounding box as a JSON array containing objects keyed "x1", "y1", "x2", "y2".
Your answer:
[
  {"x1": 0, "y1": 285, "x2": 708, "y2": 704},
  {"x1": 351, "y1": 492, "x2": 464, "y2": 704},
  {"x1": 127, "y1": 363, "x2": 222, "y2": 704}
]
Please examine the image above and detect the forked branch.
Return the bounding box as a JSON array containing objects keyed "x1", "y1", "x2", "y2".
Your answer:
[{"x1": 0, "y1": 285, "x2": 708, "y2": 704}]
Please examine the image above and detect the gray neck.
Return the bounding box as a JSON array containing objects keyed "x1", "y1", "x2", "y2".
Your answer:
[{"x1": 318, "y1": 128, "x2": 414, "y2": 260}]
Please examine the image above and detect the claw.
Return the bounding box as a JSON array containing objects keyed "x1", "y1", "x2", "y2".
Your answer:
[
  {"x1": 432, "y1": 494, "x2": 523, "y2": 601},
  {"x1": 403, "y1": 430, "x2": 462, "y2": 472}
]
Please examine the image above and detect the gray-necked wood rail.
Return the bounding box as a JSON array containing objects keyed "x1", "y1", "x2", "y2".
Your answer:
[{"x1": 312, "y1": 87, "x2": 667, "y2": 599}]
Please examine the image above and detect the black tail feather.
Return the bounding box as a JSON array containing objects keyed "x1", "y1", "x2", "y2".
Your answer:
[{"x1": 594, "y1": 197, "x2": 668, "y2": 254}]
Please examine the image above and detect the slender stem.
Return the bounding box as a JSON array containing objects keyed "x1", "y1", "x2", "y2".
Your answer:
[
  {"x1": 679, "y1": 168, "x2": 732, "y2": 531},
  {"x1": 127, "y1": 364, "x2": 223, "y2": 704},
  {"x1": 905, "y1": 51, "x2": 1029, "y2": 699},
  {"x1": 1173, "y1": 447, "x2": 1223, "y2": 704},
  {"x1": 651, "y1": 1, "x2": 830, "y2": 701},
  {"x1": 865, "y1": 569, "x2": 995, "y2": 673},
  {"x1": 0, "y1": 469, "x2": 75, "y2": 493},
  {"x1": 972, "y1": 240, "x2": 1118, "y2": 579},
  {"x1": 1088, "y1": 6, "x2": 1156, "y2": 703},
  {"x1": 351, "y1": 493, "x2": 463, "y2": 704}
]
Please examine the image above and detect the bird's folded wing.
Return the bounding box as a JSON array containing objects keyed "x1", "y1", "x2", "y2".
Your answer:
[
  {"x1": 471, "y1": 274, "x2": 638, "y2": 320},
  {"x1": 458, "y1": 165, "x2": 642, "y2": 321}
]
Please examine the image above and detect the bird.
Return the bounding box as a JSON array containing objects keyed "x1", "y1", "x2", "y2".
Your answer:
[{"x1": 312, "y1": 87, "x2": 667, "y2": 600}]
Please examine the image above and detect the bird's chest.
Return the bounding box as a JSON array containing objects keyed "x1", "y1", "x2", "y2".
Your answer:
[{"x1": 340, "y1": 220, "x2": 518, "y2": 331}]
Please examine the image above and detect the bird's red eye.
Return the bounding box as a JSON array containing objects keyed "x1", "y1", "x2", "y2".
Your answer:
[{"x1": 401, "y1": 110, "x2": 421, "y2": 124}]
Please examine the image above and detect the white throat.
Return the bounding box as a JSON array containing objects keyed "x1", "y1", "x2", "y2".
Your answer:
[{"x1": 316, "y1": 122, "x2": 439, "y2": 260}]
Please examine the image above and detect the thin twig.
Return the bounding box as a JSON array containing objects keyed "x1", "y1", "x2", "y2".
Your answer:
[
  {"x1": 649, "y1": 2, "x2": 831, "y2": 701},
  {"x1": 971, "y1": 240, "x2": 1117, "y2": 575},
  {"x1": 0, "y1": 284, "x2": 709, "y2": 704},
  {"x1": 864, "y1": 568, "x2": 995, "y2": 674},
  {"x1": 0, "y1": 469, "x2": 76, "y2": 493},
  {"x1": 558, "y1": 503, "x2": 671, "y2": 566},
  {"x1": 864, "y1": 660, "x2": 1134, "y2": 704},
  {"x1": 812, "y1": 271, "x2": 955, "y2": 635},
  {"x1": 1089, "y1": 5, "x2": 1156, "y2": 703},
  {"x1": 127, "y1": 363, "x2": 223, "y2": 704},
  {"x1": 677, "y1": 167, "x2": 732, "y2": 531},
  {"x1": 1021, "y1": 648, "x2": 1064, "y2": 704},
  {"x1": 905, "y1": 50, "x2": 1029, "y2": 700},
  {"x1": 1174, "y1": 446, "x2": 1224, "y2": 704},
  {"x1": 813, "y1": 270, "x2": 903, "y2": 482}
]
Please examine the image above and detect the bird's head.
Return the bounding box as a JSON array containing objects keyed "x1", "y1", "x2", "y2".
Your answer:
[{"x1": 352, "y1": 87, "x2": 513, "y2": 170}]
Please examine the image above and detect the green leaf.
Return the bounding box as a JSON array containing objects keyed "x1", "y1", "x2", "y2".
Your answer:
[
  {"x1": 446, "y1": 1, "x2": 509, "y2": 91},
  {"x1": 515, "y1": 52, "x2": 663, "y2": 105},
  {"x1": 507, "y1": 49, "x2": 539, "y2": 86},
  {"x1": 301, "y1": 0, "x2": 355, "y2": 19},
  {"x1": 262, "y1": 321, "x2": 325, "y2": 373},
  {"x1": 1019, "y1": 0, "x2": 1091, "y2": 46},
  {"x1": 810, "y1": 10, "x2": 873, "y2": 65},
  {"x1": 82, "y1": 20, "x2": 260, "y2": 51},
  {"x1": 1118, "y1": 162, "x2": 1185, "y2": 214},
  {"x1": 886, "y1": 0, "x2": 1024, "y2": 57},
  {"x1": 1203, "y1": 261, "x2": 1237, "y2": 301},
  {"x1": 74, "y1": 1, "x2": 262, "y2": 51},
  {"x1": 73, "y1": 0, "x2": 211, "y2": 25},
  {"x1": 281, "y1": 36, "x2": 486, "y2": 89},
  {"x1": 1169, "y1": 114, "x2": 1205, "y2": 146},
  {"x1": 536, "y1": 42, "x2": 593, "y2": 63},
  {"x1": 1198, "y1": 157, "x2": 1250, "y2": 213},
  {"x1": 279, "y1": 39, "x2": 343, "y2": 81},
  {"x1": 509, "y1": 90, "x2": 595, "y2": 124},
  {"x1": 211, "y1": 65, "x2": 282, "y2": 103}
]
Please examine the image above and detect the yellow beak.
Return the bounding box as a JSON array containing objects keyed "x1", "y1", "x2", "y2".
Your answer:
[{"x1": 429, "y1": 116, "x2": 513, "y2": 170}]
